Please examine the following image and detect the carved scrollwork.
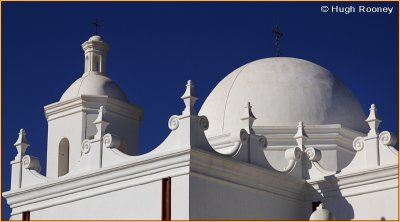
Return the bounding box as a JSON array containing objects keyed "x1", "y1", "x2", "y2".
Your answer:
[
  {"x1": 240, "y1": 129, "x2": 249, "y2": 142},
  {"x1": 304, "y1": 147, "x2": 322, "y2": 162},
  {"x1": 103, "y1": 133, "x2": 121, "y2": 148},
  {"x1": 379, "y1": 131, "x2": 397, "y2": 146},
  {"x1": 258, "y1": 136, "x2": 267, "y2": 148},
  {"x1": 168, "y1": 115, "x2": 180, "y2": 130},
  {"x1": 81, "y1": 139, "x2": 91, "y2": 154},
  {"x1": 103, "y1": 134, "x2": 111, "y2": 147},
  {"x1": 285, "y1": 147, "x2": 302, "y2": 161},
  {"x1": 198, "y1": 116, "x2": 209, "y2": 130},
  {"x1": 22, "y1": 155, "x2": 30, "y2": 168},
  {"x1": 22, "y1": 155, "x2": 41, "y2": 171},
  {"x1": 353, "y1": 137, "x2": 365, "y2": 151}
]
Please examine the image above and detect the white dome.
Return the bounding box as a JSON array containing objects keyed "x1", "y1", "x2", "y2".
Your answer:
[
  {"x1": 60, "y1": 73, "x2": 128, "y2": 102},
  {"x1": 199, "y1": 57, "x2": 368, "y2": 136}
]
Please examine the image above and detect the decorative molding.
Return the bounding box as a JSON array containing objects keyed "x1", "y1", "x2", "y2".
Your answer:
[
  {"x1": 168, "y1": 115, "x2": 180, "y2": 130},
  {"x1": 254, "y1": 124, "x2": 363, "y2": 152},
  {"x1": 81, "y1": 140, "x2": 91, "y2": 154},
  {"x1": 379, "y1": 131, "x2": 397, "y2": 146},
  {"x1": 44, "y1": 95, "x2": 143, "y2": 122},
  {"x1": 22, "y1": 156, "x2": 41, "y2": 172},
  {"x1": 305, "y1": 147, "x2": 322, "y2": 162},
  {"x1": 198, "y1": 116, "x2": 209, "y2": 131},
  {"x1": 103, "y1": 134, "x2": 121, "y2": 149},
  {"x1": 352, "y1": 136, "x2": 365, "y2": 151},
  {"x1": 258, "y1": 135, "x2": 267, "y2": 148}
]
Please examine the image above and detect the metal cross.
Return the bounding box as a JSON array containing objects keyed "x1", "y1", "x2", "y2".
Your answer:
[
  {"x1": 93, "y1": 18, "x2": 101, "y2": 35},
  {"x1": 272, "y1": 25, "x2": 283, "y2": 57}
]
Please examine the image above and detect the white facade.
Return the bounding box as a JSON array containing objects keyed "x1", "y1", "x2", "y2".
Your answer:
[{"x1": 3, "y1": 35, "x2": 398, "y2": 220}]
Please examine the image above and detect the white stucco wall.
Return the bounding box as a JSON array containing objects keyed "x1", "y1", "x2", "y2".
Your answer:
[
  {"x1": 171, "y1": 175, "x2": 190, "y2": 220},
  {"x1": 189, "y1": 173, "x2": 308, "y2": 220},
  {"x1": 324, "y1": 183, "x2": 398, "y2": 220},
  {"x1": 85, "y1": 112, "x2": 140, "y2": 154},
  {"x1": 46, "y1": 112, "x2": 84, "y2": 177},
  {"x1": 10, "y1": 172, "x2": 190, "y2": 220},
  {"x1": 29, "y1": 180, "x2": 162, "y2": 220}
]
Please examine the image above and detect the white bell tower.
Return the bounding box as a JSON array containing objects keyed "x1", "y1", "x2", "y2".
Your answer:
[{"x1": 44, "y1": 36, "x2": 143, "y2": 178}]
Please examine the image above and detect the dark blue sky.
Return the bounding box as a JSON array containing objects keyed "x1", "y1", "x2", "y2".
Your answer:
[{"x1": 2, "y1": 2, "x2": 398, "y2": 219}]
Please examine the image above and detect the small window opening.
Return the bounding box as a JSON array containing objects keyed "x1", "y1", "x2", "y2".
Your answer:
[
  {"x1": 96, "y1": 61, "x2": 100, "y2": 72},
  {"x1": 22, "y1": 211, "x2": 30, "y2": 221},
  {"x1": 162, "y1": 177, "x2": 171, "y2": 220},
  {"x1": 58, "y1": 138, "x2": 70, "y2": 177}
]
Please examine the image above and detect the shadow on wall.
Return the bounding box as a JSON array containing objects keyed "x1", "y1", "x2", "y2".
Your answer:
[{"x1": 316, "y1": 174, "x2": 354, "y2": 220}]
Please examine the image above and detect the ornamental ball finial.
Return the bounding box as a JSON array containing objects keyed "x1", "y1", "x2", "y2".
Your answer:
[
  {"x1": 294, "y1": 121, "x2": 308, "y2": 149},
  {"x1": 310, "y1": 202, "x2": 336, "y2": 220},
  {"x1": 366, "y1": 103, "x2": 381, "y2": 137},
  {"x1": 14, "y1": 128, "x2": 30, "y2": 159},
  {"x1": 181, "y1": 79, "x2": 198, "y2": 115}
]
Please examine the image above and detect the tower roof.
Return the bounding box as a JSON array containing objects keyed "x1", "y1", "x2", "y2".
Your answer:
[
  {"x1": 60, "y1": 73, "x2": 129, "y2": 102},
  {"x1": 60, "y1": 35, "x2": 128, "y2": 102}
]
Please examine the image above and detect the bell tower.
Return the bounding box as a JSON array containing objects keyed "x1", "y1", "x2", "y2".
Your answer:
[{"x1": 44, "y1": 36, "x2": 143, "y2": 178}]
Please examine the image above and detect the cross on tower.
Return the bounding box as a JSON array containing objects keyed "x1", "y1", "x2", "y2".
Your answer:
[
  {"x1": 272, "y1": 25, "x2": 283, "y2": 57},
  {"x1": 93, "y1": 18, "x2": 101, "y2": 35}
]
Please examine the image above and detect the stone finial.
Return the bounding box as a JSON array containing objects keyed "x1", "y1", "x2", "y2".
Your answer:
[
  {"x1": 14, "y1": 128, "x2": 29, "y2": 159},
  {"x1": 93, "y1": 106, "x2": 110, "y2": 139},
  {"x1": 365, "y1": 104, "x2": 381, "y2": 137},
  {"x1": 294, "y1": 121, "x2": 308, "y2": 150},
  {"x1": 181, "y1": 80, "x2": 198, "y2": 115},
  {"x1": 310, "y1": 203, "x2": 336, "y2": 220},
  {"x1": 241, "y1": 102, "x2": 256, "y2": 133}
]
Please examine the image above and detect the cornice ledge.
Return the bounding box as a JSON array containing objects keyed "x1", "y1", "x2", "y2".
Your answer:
[
  {"x1": 80, "y1": 95, "x2": 144, "y2": 119},
  {"x1": 3, "y1": 148, "x2": 191, "y2": 207},
  {"x1": 44, "y1": 95, "x2": 144, "y2": 121},
  {"x1": 254, "y1": 124, "x2": 364, "y2": 138},
  {"x1": 307, "y1": 164, "x2": 398, "y2": 191}
]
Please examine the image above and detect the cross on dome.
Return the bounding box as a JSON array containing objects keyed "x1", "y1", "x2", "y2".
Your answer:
[{"x1": 92, "y1": 18, "x2": 101, "y2": 35}]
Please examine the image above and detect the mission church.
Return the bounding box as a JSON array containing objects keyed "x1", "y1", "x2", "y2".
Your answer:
[{"x1": 2, "y1": 35, "x2": 398, "y2": 220}]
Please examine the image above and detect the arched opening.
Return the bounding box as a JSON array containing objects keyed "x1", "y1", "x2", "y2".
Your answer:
[
  {"x1": 91, "y1": 55, "x2": 100, "y2": 72},
  {"x1": 85, "y1": 56, "x2": 89, "y2": 72},
  {"x1": 58, "y1": 138, "x2": 70, "y2": 176},
  {"x1": 96, "y1": 60, "x2": 100, "y2": 72}
]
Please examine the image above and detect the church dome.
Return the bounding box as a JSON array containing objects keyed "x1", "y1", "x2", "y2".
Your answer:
[
  {"x1": 60, "y1": 73, "x2": 129, "y2": 102},
  {"x1": 199, "y1": 57, "x2": 368, "y2": 136}
]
